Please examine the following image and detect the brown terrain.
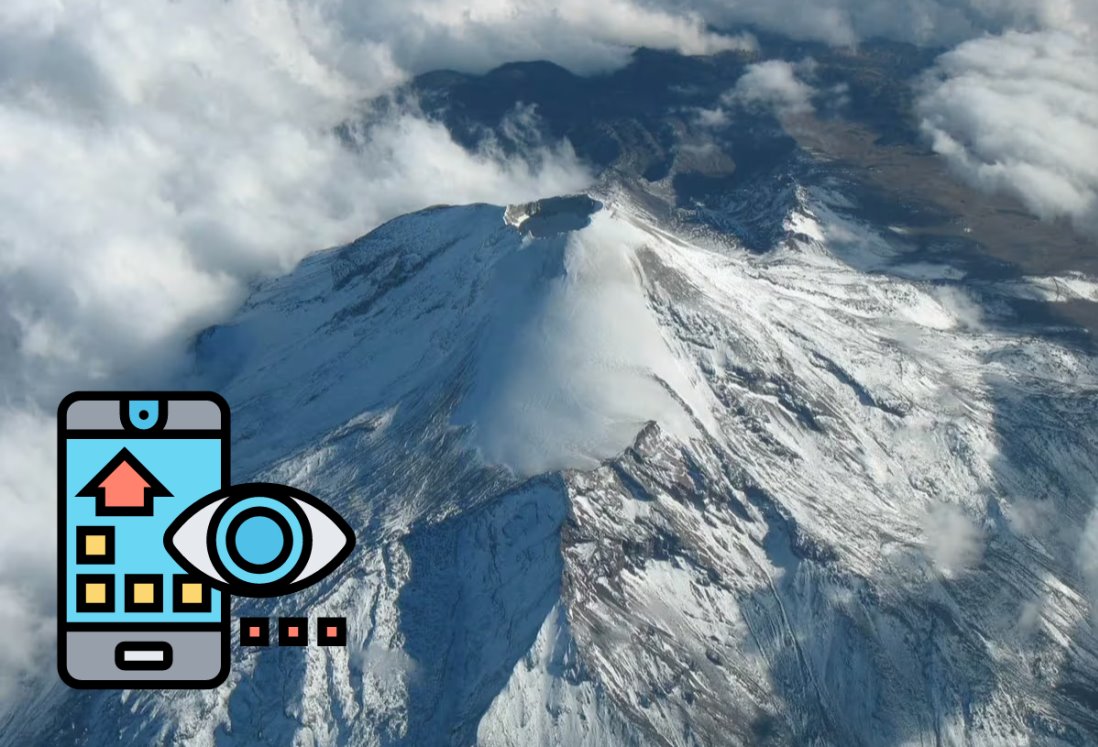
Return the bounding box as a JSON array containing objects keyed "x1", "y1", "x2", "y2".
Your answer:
[{"x1": 789, "y1": 114, "x2": 1098, "y2": 337}]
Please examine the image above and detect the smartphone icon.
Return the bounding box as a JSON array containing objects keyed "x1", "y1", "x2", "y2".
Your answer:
[{"x1": 58, "y1": 392, "x2": 231, "y2": 688}]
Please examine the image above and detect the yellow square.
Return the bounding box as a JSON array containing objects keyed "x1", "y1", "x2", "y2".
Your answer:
[
  {"x1": 84, "y1": 583, "x2": 106, "y2": 605},
  {"x1": 84, "y1": 534, "x2": 107, "y2": 556},
  {"x1": 180, "y1": 583, "x2": 203, "y2": 605},
  {"x1": 132, "y1": 583, "x2": 155, "y2": 605}
]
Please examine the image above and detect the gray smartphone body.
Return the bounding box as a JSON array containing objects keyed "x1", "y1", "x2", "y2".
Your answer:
[{"x1": 58, "y1": 392, "x2": 230, "y2": 688}]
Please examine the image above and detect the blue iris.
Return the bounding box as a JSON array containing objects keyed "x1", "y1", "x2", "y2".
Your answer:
[
  {"x1": 214, "y1": 496, "x2": 304, "y2": 584},
  {"x1": 233, "y1": 514, "x2": 283, "y2": 566}
]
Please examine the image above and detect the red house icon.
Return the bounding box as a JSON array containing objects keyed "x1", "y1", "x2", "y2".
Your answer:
[{"x1": 76, "y1": 448, "x2": 172, "y2": 516}]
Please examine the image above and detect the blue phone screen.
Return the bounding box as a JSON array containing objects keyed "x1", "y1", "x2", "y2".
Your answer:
[{"x1": 65, "y1": 437, "x2": 224, "y2": 624}]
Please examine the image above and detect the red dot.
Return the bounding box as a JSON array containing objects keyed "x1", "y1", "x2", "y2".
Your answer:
[
  {"x1": 326, "y1": 626, "x2": 338, "y2": 638},
  {"x1": 287, "y1": 626, "x2": 299, "y2": 638},
  {"x1": 248, "y1": 626, "x2": 260, "y2": 638}
]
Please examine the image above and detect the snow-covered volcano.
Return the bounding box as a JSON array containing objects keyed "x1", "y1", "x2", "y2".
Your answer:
[
  {"x1": 7, "y1": 39, "x2": 1098, "y2": 746},
  {"x1": 14, "y1": 171, "x2": 1098, "y2": 745}
]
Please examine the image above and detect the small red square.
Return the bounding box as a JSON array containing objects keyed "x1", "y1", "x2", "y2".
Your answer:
[
  {"x1": 240, "y1": 617, "x2": 269, "y2": 646},
  {"x1": 317, "y1": 616, "x2": 346, "y2": 646},
  {"x1": 277, "y1": 617, "x2": 307, "y2": 646}
]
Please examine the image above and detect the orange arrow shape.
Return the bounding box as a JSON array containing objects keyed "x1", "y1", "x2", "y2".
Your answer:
[{"x1": 76, "y1": 448, "x2": 172, "y2": 516}]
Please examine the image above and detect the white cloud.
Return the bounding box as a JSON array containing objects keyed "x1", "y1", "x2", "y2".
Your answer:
[
  {"x1": 1079, "y1": 505, "x2": 1098, "y2": 618},
  {"x1": 931, "y1": 286, "x2": 985, "y2": 330},
  {"x1": 0, "y1": 407, "x2": 55, "y2": 706},
  {"x1": 696, "y1": 58, "x2": 820, "y2": 125},
  {"x1": 917, "y1": 30, "x2": 1098, "y2": 238},
  {"x1": 317, "y1": 0, "x2": 755, "y2": 76},
  {"x1": 663, "y1": 0, "x2": 1098, "y2": 47},
  {"x1": 726, "y1": 59, "x2": 817, "y2": 116},
  {"x1": 921, "y1": 502, "x2": 984, "y2": 577},
  {"x1": 456, "y1": 211, "x2": 712, "y2": 476}
]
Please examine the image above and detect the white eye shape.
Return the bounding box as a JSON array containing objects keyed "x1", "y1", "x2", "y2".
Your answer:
[{"x1": 164, "y1": 483, "x2": 355, "y2": 598}]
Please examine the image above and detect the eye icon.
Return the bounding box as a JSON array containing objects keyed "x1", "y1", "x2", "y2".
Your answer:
[{"x1": 164, "y1": 483, "x2": 355, "y2": 597}]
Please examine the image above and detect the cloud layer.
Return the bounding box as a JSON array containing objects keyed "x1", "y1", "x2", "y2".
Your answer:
[
  {"x1": 1078, "y1": 499, "x2": 1098, "y2": 625},
  {"x1": 921, "y1": 502, "x2": 985, "y2": 577},
  {"x1": 728, "y1": 59, "x2": 818, "y2": 116},
  {"x1": 667, "y1": 0, "x2": 1097, "y2": 46},
  {"x1": 327, "y1": 0, "x2": 755, "y2": 75},
  {"x1": 917, "y1": 30, "x2": 1098, "y2": 238}
]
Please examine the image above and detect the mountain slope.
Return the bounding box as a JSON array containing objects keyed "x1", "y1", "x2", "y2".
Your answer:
[{"x1": 13, "y1": 178, "x2": 1098, "y2": 745}]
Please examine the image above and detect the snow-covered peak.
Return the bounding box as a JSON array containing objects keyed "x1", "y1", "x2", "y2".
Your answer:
[{"x1": 194, "y1": 195, "x2": 711, "y2": 483}]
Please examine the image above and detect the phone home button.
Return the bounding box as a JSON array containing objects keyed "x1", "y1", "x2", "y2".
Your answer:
[{"x1": 115, "y1": 641, "x2": 173, "y2": 671}]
